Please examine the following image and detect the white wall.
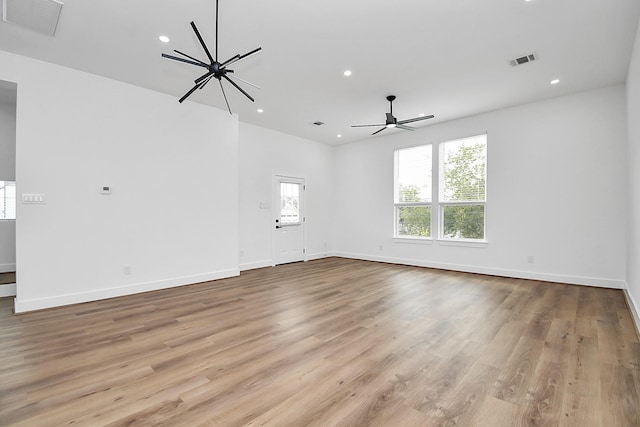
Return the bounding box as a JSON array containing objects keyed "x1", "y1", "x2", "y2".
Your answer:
[
  {"x1": 626, "y1": 19, "x2": 640, "y2": 329},
  {"x1": 238, "y1": 122, "x2": 333, "y2": 270},
  {"x1": 334, "y1": 85, "x2": 628, "y2": 288},
  {"x1": 0, "y1": 90, "x2": 17, "y2": 274},
  {"x1": 0, "y1": 50, "x2": 239, "y2": 312}
]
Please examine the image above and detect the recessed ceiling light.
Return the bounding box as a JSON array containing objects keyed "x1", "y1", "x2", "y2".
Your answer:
[
  {"x1": 550, "y1": 79, "x2": 560, "y2": 85},
  {"x1": 343, "y1": 70, "x2": 352, "y2": 77},
  {"x1": 337, "y1": 134, "x2": 342, "y2": 138},
  {"x1": 257, "y1": 108, "x2": 264, "y2": 113},
  {"x1": 159, "y1": 35, "x2": 170, "y2": 43}
]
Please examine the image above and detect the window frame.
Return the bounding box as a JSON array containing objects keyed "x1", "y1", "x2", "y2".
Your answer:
[
  {"x1": 393, "y1": 134, "x2": 488, "y2": 245},
  {"x1": 393, "y1": 145, "x2": 433, "y2": 240},
  {"x1": 437, "y1": 134, "x2": 487, "y2": 242}
]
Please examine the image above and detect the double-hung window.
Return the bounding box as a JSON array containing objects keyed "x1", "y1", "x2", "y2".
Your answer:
[
  {"x1": 394, "y1": 145, "x2": 432, "y2": 238},
  {"x1": 439, "y1": 135, "x2": 487, "y2": 240},
  {"x1": 394, "y1": 134, "x2": 487, "y2": 242}
]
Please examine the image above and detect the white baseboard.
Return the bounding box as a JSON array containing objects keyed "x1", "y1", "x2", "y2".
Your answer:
[
  {"x1": 239, "y1": 260, "x2": 273, "y2": 271},
  {"x1": 0, "y1": 283, "x2": 16, "y2": 297},
  {"x1": 14, "y1": 269, "x2": 239, "y2": 313},
  {"x1": 332, "y1": 251, "x2": 626, "y2": 289},
  {"x1": 0, "y1": 263, "x2": 16, "y2": 273},
  {"x1": 239, "y1": 253, "x2": 332, "y2": 272},
  {"x1": 623, "y1": 286, "x2": 640, "y2": 338},
  {"x1": 306, "y1": 252, "x2": 332, "y2": 262}
]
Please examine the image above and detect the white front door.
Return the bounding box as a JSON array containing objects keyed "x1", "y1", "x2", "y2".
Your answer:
[{"x1": 273, "y1": 176, "x2": 305, "y2": 265}]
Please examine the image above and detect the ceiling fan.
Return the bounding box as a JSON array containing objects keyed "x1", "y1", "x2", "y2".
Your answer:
[
  {"x1": 352, "y1": 95, "x2": 434, "y2": 135},
  {"x1": 161, "y1": 0, "x2": 261, "y2": 114}
]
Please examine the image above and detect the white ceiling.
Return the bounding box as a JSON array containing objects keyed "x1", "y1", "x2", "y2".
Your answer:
[{"x1": 1, "y1": 0, "x2": 639, "y2": 145}]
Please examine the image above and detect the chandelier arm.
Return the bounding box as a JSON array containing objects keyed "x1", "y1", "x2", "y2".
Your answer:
[
  {"x1": 162, "y1": 53, "x2": 209, "y2": 69},
  {"x1": 173, "y1": 50, "x2": 208, "y2": 67},
  {"x1": 178, "y1": 83, "x2": 201, "y2": 103},
  {"x1": 190, "y1": 21, "x2": 215, "y2": 63},
  {"x1": 219, "y1": 80, "x2": 232, "y2": 115},
  {"x1": 223, "y1": 75, "x2": 254, "y2": 102}
]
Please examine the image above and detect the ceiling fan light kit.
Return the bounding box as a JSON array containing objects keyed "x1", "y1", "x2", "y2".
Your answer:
[
  {"x1": 161, "y1": 0, "x2": 261, "y2": 114},
  {"x1": 351, "y1": 95, "x2": 434, "y2": 135}
]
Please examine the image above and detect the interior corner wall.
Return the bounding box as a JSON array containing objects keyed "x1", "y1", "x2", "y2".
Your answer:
[
  {"x1": 0, "y1": 50, "x2": 239, "y2": 313},
  {"x1": 238, "y1": 122, "x2": 334, "y2": 270},
  {"x1": 626, "y1": 18, "x2": 640, "y2": 330},
  {"x1": 0, "y1": 93, "x2": 17, "y2": 273},
  {"x1": 333, "y1": 85, "x2": 627, "y2": 288}
]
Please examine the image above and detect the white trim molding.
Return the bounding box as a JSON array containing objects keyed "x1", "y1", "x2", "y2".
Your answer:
[
  {"x1": 332, "y1": 252, "x2": 626, "y2": 289},
  {"x1": 0, "y1": 263, "x2": 16, "y2": 273},
  {"x1": 14, "y1": 269, "x2": 239, "y2": 313},
  {"x1": 239, "y1": 260, "x2": 273, "y2": 271},
  {"x1": 624, "y1": 286, "x2": 640, "y2": 338},
  {"x1": 0, "y1": 283, "x2": 16, "y2": 297}
]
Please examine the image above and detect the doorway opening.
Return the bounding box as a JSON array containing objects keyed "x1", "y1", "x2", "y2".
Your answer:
[{"x1": 0, "y1": 80, "x2": 17, "y2": 297}]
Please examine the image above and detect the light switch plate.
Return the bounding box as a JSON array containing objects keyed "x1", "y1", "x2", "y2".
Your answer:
[{"x1": 22, "y1": 193, "x2": 45, "y2": 204}]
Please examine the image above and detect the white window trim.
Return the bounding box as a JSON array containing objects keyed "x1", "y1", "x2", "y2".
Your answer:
[{"x1": 393, "y1": 134, "x2": 488, "y2": 246}]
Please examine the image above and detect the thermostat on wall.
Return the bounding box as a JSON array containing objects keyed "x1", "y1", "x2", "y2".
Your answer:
[{"x1": 100, "y1": 186, "x2": 112, "y2": 195}]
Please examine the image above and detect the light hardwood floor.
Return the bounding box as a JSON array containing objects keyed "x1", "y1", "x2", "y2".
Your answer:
[{"x1": 0, "y1": 258, "x2": 638, "y2": 426}]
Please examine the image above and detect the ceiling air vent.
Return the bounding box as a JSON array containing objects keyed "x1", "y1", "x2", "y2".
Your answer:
[
  {"x1": 313, "y1": 121, "x2": 325, "y2": 126},
  {"x1": 2, "y1": 0, "x2": 64, "y2": 37},
  {"x1": 510, "y1": 53, "x2": 537, "y2": 67}
]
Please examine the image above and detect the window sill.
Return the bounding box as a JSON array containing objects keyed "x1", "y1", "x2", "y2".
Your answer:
[
  {"x1": 437, "y1": 239, "x2": 488, "y2": 248},
  {"x1": 393, "y1": 237, "x2": 434, "y2": 245}
]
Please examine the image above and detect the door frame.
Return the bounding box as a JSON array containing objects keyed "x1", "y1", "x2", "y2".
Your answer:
[{"x1": 272, "y1": 174, "x2": 306, "y2": 266}]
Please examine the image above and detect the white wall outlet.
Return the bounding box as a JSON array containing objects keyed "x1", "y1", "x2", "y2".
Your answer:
[
  {"x1": 123, "y1": 265, "x2": 132, "y2": 275},
  {"x1": 259, "y1": 202, "x2": 270, "y2": 209},
  {"x1": 378, "y1": 245, "x2": 383, "y2": 251},
  {"x1": 100, "y1": 186, "x2": 112, "y2": 195},
  {"x1": 527, "y1": 255, "x2": 535, "y2": 264}
]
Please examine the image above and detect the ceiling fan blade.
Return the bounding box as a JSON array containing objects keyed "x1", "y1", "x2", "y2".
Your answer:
[
  {"x1": 162, "y1": 53, "x2": 209, "y2": 69},
  {"x1": 195, "y1": 70, "x2": 215, "y2": 85},
  {"x1": 371, "y1": 127, "x2": 387, "y2": 135},
  {"x1": 396, "y1": 124, "x2": 415, "y2": 131},
  {"x1": 223, "y1": 75, "x2": 255, "y2": 102},
  {"x1": 227, "y1": 75, "x2": 261, "y2": 90},
  {"x1": 219, "y1": 80, "x2": 232, "y2": 115},
  {"x1": 397, "y1": 115, "x2": 435, "y2": 125},
  {"x1": 351, "y1": 123, "x2": 385, "y2": 128},
  {"x1": 178, "y1": 83, "x2": 201, "y2": 103},
  {"x1": 190, "y1": 21, "x2": 215, "y2": 63},
  {"x1": 173, "y1": 49, "x2": 208, "y2": 67}
]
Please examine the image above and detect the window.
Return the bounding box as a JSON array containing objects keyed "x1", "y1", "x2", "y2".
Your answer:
[
  {"x1": 0, "y1": 181, "x2": 16, "y2": 220},
  {"x1": 439, "y1": 135, "x2": 487, "y2": 240},
  {"x1": 394, "y1": 145, "x2": 432, "y2": 238},
  {"x1": 394, "y1": 134, "x2": 487, "y2": 242},
  {"x1": 280, "y1": 182, "x2": 301, "y2": 225}
]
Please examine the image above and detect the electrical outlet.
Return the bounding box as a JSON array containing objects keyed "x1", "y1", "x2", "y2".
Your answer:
[
  {"x1": 527, "y1": 256, "x2": 534, "y2": 264},
  {"x1": 379, "y1": 245, "x2": 383, "y2": 251},
  {"x1": 123, "y1": 265, "x2": 132, "y2": 275},
  {"x1": 239, "y1": 250, "x2": 245, "y2": 257}
]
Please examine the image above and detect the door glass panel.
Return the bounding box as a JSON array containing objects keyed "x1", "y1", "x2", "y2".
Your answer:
[{"x1": 280, "y1": 182, "x2": 300, "y2": 224}]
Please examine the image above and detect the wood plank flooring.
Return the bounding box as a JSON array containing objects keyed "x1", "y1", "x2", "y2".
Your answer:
[{"x1": 0, "y1": 257, "x2": 638, "y2": 426}]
